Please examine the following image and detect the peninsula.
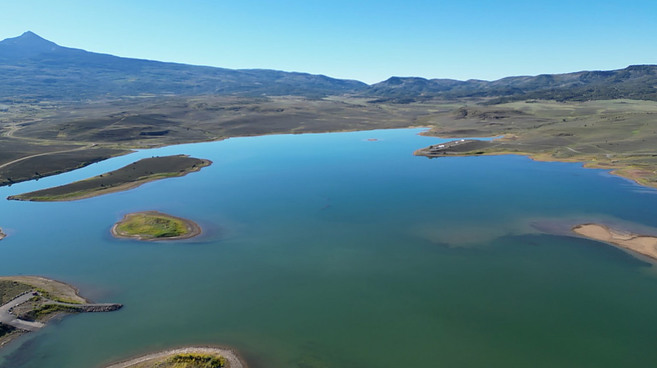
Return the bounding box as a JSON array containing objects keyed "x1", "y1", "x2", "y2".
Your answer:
[
  {"x1": 0, "y1": 228, "x2": 5, "y2": 240},
  {"x1": 413, "y1": 100, "x2": 657, "y2": 189},
  {"x1": 7, "y1": 155, "x2": 211, "y2": 202},
  {"x1": 572, "y1": 223, "x2": 657, "y2": 261},
  {"x1": 105, "y1": 346, "x2": 245, "y2": 368},
  {"x1": 0, "y1": 276, "x2": 122, "y2": 348},
  {"x1": 111, "y1": 211, "x2": 201, "y2": 241}
]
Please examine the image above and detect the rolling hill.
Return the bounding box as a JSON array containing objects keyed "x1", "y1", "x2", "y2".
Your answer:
[{"x1": 367, "y1": 65, "x2": 657, "y2": 102}]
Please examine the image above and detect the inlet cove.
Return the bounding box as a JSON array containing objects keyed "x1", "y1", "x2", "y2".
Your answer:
[{"x1": 2, "y1": 128, "x2": 657, "y2": 368}]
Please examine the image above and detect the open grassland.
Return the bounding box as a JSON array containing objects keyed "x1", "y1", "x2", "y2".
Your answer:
[
  {"x1": 3, "y1": 96, "x2": 657, "y2": 189},
  {"x1": 0, "y1": 96, "x2": 426, "y2": 186},
  {"x1": 7, "y1": 155, "x2": 211, "y2": 201},
  {"x1": 416, "y1": 99, "x2": 657, "y2": 188},
  {"x1": 112, "y1": 211, "x2": 201, "y2": 241}
]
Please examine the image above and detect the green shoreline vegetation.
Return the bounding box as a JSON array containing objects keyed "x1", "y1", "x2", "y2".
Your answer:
[
  {"x1": 111, "y1": 211, "x2": 201, "y2": 241},
  {"x1": 104, "y1": 347, "x2": 244, "y2": 368},
  {"x1": 7, "y1": 155, "x2": 211, "y2": 202},
  {"x1": 162, "y1": 353, "x2": 226, "y2": 368}
]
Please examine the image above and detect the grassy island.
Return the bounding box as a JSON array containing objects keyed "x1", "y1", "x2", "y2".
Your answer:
[
  {"x1": 0, "y1": 276, "x2": 122, "y2": 348},
  {"x1": 7, "y1": 155, "x2": 211, "y2": 202},
  {"x1": 112, "y1": 211, "x2": 201, "y2": 241},
  {"x1": 105, "y1": 347, "x2": 244, "y2": 368}
]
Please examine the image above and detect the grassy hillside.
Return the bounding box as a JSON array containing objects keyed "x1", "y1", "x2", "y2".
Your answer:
[{"x1": 416, "y1": 99, "x2": 657, "y2": 188}]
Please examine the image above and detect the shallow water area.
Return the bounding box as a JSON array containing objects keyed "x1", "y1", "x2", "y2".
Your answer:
[{"x1": 2, "y1": 128, "x2": 657, "y2": 368}]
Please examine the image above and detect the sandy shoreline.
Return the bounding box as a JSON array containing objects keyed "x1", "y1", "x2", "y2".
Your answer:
[
  {"x1": 104, "y1": 346, "x2": 246, "y2": 368},
  {"x1": 466, "y1": 150, "x2": 656, "y2": 190},
  {"x1": 572, "y1": 223, "x2": 657, "y2": 261},
  {"x1": 111, "y1": 211, "x2": 202, "y2": 241}
]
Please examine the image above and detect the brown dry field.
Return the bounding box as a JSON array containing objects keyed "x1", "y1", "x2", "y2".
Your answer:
[{"x1": 2, "y1": 96, "x2": 657, "y2": 188}]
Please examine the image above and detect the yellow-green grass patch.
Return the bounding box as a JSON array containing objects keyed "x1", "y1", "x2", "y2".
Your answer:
[{"x1": 112, "y1": 211, "x2": 201, "y2": 241}]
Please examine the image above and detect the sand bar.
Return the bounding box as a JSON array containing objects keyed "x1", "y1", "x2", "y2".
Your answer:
[
  {"x1": 572, "y1": 223, "x2": 657, "y2": 261},
  {"x1": 105, "y1": 346, "x2": 246, "y2": 368}
]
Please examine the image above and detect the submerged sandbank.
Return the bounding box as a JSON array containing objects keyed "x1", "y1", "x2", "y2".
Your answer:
[{"x1": 572, "y1": 223, "x2": 657, "y2": 261}]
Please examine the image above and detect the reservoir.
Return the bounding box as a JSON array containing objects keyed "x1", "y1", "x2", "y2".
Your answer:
[{"x1": 1, "y1": 128, "x2": 657, "y2": 367}]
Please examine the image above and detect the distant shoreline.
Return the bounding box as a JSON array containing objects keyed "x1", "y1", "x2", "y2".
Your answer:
[
  {"x1": 111, "y1": 211, "x2": 202, "y2": 241},
  {"x1": 572, "y1": 223, "x2": 657, "y2": 261},
  {"x1": 104, "y1": 346, "x2": 246, "y2": 368}
]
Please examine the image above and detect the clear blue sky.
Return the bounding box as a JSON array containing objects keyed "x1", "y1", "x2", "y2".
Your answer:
[{"x1": 1, "y1": 0, "x2": 655, "y2": 84}]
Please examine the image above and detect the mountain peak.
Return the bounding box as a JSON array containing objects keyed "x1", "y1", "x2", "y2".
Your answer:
[
  {"x1": 19, "y1": 30, "x2": 43, "y2": 39},
  {"x1": 0, "y1": 31, "x2": 60, "y2": 58}
]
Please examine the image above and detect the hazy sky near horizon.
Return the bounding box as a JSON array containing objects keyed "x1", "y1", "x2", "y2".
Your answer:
[{"x1": 1, "y1": 0, "x2": 655, "y2": 84}]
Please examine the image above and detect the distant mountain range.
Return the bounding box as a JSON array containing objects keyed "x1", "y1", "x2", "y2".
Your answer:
[
  {"x1": 1, "y1": 31, "x2": 656, "y2": 103},
  {"x1": 369, "y1": 65, "x2": 657, "y2": 103},
  {"x1": 0, "y1": 31, "x2": 366, "y2": 101}
]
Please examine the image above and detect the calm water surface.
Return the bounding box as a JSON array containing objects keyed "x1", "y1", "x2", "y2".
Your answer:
[{"x1": 1, "y1": 128, "x2": 657, "y2": 367}]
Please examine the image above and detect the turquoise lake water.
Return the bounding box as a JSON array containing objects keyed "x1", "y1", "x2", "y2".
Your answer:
[{"x1": 2, "y1": 128, "x2": 657, "y2": 367}]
